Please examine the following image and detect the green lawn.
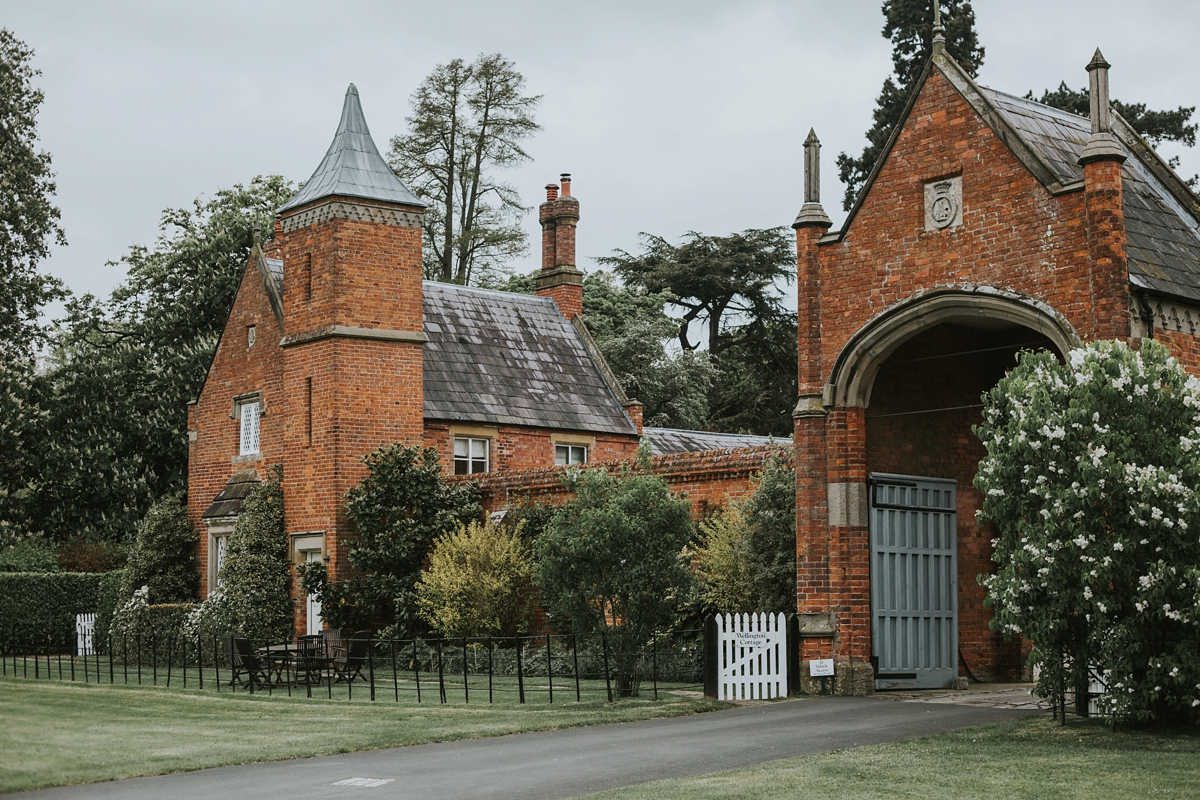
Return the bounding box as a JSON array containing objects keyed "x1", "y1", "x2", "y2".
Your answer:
[
  {"x1": 581, "y1": 715, "x2": 1200, "y2": 800},
  {"x1": 0, "y1": 676, "x2": 726, "y2": 793}
]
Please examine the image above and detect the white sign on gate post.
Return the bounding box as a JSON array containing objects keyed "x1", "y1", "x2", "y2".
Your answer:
[
  {"x1": 717, "y1": 612, "x2": 788, "y2": 701},
  {"x1": 810, "y1": 659, "x2": 834, "y2": 677}
]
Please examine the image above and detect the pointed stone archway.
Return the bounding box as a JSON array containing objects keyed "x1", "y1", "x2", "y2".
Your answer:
[{"x1": 796, "y1": 287, "x2": 1079, "y2": 691}]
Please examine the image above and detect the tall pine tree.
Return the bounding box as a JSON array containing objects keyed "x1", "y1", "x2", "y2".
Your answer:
[{"x1": 836, "y1": 1, "x2": 985, "y2": 211}]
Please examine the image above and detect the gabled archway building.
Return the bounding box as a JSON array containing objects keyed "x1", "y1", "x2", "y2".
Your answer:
[{"x1": 792, "y1": 31, "x2": 1200, "y2": 691}]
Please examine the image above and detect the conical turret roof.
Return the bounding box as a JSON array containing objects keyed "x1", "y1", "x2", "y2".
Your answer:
[{"x1": 279, "y1": 84, "x2": 423, "y2": 213}]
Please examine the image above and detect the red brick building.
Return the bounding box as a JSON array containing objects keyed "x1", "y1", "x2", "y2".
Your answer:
[
  {"x1": 792, "y1": 34, "x2": 1200, "y2": 692},
  {"x1": 187, "y1": 85, "x2": 784, "y2": 635}
]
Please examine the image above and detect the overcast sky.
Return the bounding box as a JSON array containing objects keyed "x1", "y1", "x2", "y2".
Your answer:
[{"x1": 8, "y1": 0, "x2": 1200, "y2": 315}]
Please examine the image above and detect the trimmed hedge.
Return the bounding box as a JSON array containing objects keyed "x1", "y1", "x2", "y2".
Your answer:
[
  {"x1": 109, "y1": 602, "x2": 194, "y2": 664},
  {"x1": 0, "y1": 543, "x2": 61, "y2": 573},
  {"x1": 0, "y1": 572, "x2": 103, "y2": 653},
  {"x1": 94, "y1": 569, "x2": 126, "y2": 648}
]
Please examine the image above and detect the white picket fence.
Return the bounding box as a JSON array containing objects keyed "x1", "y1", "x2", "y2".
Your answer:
[
  {"x1": 716, "y1": 612, "x2": 788, "y2": 701},
  {"x1": 75, "y1": 612, "x2": 96, "y2": 656}
]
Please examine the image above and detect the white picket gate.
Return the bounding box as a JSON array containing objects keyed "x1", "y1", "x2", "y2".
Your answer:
[
  {"x1": 716, "y1": 612, "x2": 788, "y2": 701},
  {"x1": 75, "y1": 612, "x2": 96, "y2": 656}
]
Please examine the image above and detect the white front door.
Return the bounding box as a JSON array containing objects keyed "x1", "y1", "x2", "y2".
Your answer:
[{"x1": 305, "y1": 550, "x2": 323, "y2": 636}]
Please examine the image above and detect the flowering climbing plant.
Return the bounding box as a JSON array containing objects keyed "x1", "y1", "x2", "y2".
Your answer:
[{"x1": 975, "y1": 339, "x2": 1200, "y2": 725}]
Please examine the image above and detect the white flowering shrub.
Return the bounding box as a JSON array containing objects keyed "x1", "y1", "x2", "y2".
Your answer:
[{"x1": 976, "y1": 339, "x2": 1200, "y2": 725}]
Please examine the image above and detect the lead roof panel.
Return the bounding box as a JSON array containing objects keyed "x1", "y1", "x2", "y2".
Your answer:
[
  {"x1": 278, "y1": 84, "x2": 423, "y2": 213},
  {"x1": 982, "y1": 87, "x2": 1200, "y2": 303},
  {"x1": 422, "y1": 283, "x2": 636, "y2": 435}
]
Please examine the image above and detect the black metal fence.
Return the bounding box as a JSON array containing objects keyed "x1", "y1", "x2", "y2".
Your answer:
[{"x1": 0, "y1": 627, "x2": 704, "y2": 704}]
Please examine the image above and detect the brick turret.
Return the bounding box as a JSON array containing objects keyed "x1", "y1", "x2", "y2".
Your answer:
[
  {"x1": 273, "y1": 84, "x2": 427, "y2": 630},
  {"x1": 537, "y1": 174, "x2": 584, "y2": 319}
]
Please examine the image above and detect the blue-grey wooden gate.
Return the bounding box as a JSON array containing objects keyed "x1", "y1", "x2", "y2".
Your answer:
[{"x1": 869, "y1": 473, "x2": 957, "y2": 690}]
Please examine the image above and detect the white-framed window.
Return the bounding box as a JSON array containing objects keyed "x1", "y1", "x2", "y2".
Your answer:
[
  {"x1": 555, "y1": 444, "x2": 588, "y2": 466},
  {"x1": 207, "y1": 528, "x2": 231, "y2": 592},
  {"x1": 454, "y1": 436, "x2": 489, "y2": 475},
  {"x1": 214, "y1": 535, "x2": 228, "y2": 586},
  {"x1": 239, "y1": 401, "x2": 261, "y2": 456}
]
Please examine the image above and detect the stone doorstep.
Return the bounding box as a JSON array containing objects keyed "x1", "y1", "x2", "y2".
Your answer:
[{"x1": 873, "y1": 682, "x2": 1051, "y2": 710}]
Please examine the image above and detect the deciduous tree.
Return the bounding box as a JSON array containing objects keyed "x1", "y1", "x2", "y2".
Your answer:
[
  {"x1": 533, "y1": 451, "x2": 694, "y2": 693},
  {"x1": 389, "y1": 54, "x2": 540, "y2": 286},
  {"x1": 0, "y1": 28, "x2": 65, "y2": 545},
  {"x1": 27, "y1": 177, "x2": 293, "y2": 543},
  {"x1": 416, "y1": 518, "x2": 534, "y2": 638},
  {"x1": 977, "y1": 340, "x2": 1200, "y2": 725},
  {"x1": 0, "y1": 27, "x2": 65, "y2": 358}
]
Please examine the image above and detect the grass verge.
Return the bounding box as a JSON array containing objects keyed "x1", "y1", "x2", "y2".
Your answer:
[
  {"x1": 580, "y1": 714, "x2": 1200, "y2": 799},
  {"x1": 0, "y1": 676, "x2": 727, "y2": 793}
]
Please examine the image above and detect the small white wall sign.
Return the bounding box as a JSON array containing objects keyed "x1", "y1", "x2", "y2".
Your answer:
[{"x1": 809, "y1": 658, "x2": 835, "y2": 677}]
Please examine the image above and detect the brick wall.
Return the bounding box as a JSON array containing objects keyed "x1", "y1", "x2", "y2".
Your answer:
[
  {"x1": 460, "y1": 445, "x2": 792, "y2": 519},
  {"x1": 1154, "y1": 328, "x2": 1200, "y2": 374},
  {"x1": 275, "y1": 203, "x2": 426, "y2": 636},
  {"x1": 187, "y1": 258, "x2": 284, "y2": 600},
  {"x1": 816, "y1": 68, "x2": 1127, "y2": 369}
]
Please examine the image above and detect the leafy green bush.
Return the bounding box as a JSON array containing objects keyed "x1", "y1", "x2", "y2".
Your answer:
[
  {"x1": 302, "y1": 444, "x2": 480, "y2": 638},
  {"x1": 0, "y1": 541, "x2": 60, "y2": 573},
  {"x1": 187, "y1": 467, "x2": 291, "y2": 642},
  {"x1": 0, "y1": 572, "x2": 102, "y2": 652},
  {"x1": 93, "y1": 569, "x2": 125, "y2": 647},
  {"x1": 109, "y1": 586, "x2": 193, "y2": 660},
  {"x1": 417, "y1": 519, "x2": 534, "y2": 637},
  {"x1": 119, "y1": 494, "x2": 197, "y2": 603},
  {"x1": 533, "y1": 450, "x2": 695, "y2": 694},
  {"x1": 692, "y1": 449, "x2": 795, "y2": 614},
  {"x1": 977, "y1": 339, "x2": 1200, "y2": 725},
  {"x1": 741, "y1": 448, "x2": 796, "y2": 613},
  {"x1": 693, "y1": 504, "x2": 756, "y2": 614}
]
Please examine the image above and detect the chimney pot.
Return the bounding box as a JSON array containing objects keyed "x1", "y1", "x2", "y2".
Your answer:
[
  {"x1": 545, "y1": 183, "x2": 559, "y2": 202},
  {"x1": 560, "y1": 173, "x2": 572, "y2": 196}
]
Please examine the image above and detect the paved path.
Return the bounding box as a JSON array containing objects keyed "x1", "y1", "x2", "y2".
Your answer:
[
  {"x1": 28, "y1": 697, "x2": 1030, "y2": 800},
  {"x1": 880, "y1": 682, "x2": 1050, "y2": 711}
]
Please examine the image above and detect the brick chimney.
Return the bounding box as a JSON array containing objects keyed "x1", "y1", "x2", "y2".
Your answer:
[
  {"x1": 1077, "y1": 49, "x2": 1130, "y2": 341},
  {"x1": 537, "y1": 174, "x2": 584, "y2": 319}
]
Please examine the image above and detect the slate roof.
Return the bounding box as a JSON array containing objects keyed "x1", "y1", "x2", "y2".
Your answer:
[
  {"x1": 981, "y1": 88, "x2": 1200, "y2": 303},
  {"x1": 644, "y1": 427, "x2": 791, "y2": 456},
  {"x1": 265, "y1": 258, "x2": 283, "y2": 291},
  {"x1": 202, "y1": 469, "x2": 262, "y2": 520},
  {"x1": 422, "y1": 282, "x2": 637, "y2": 435},
  {"x1": 278, "y1": 84, "x2": 423, "y2": 213}
]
